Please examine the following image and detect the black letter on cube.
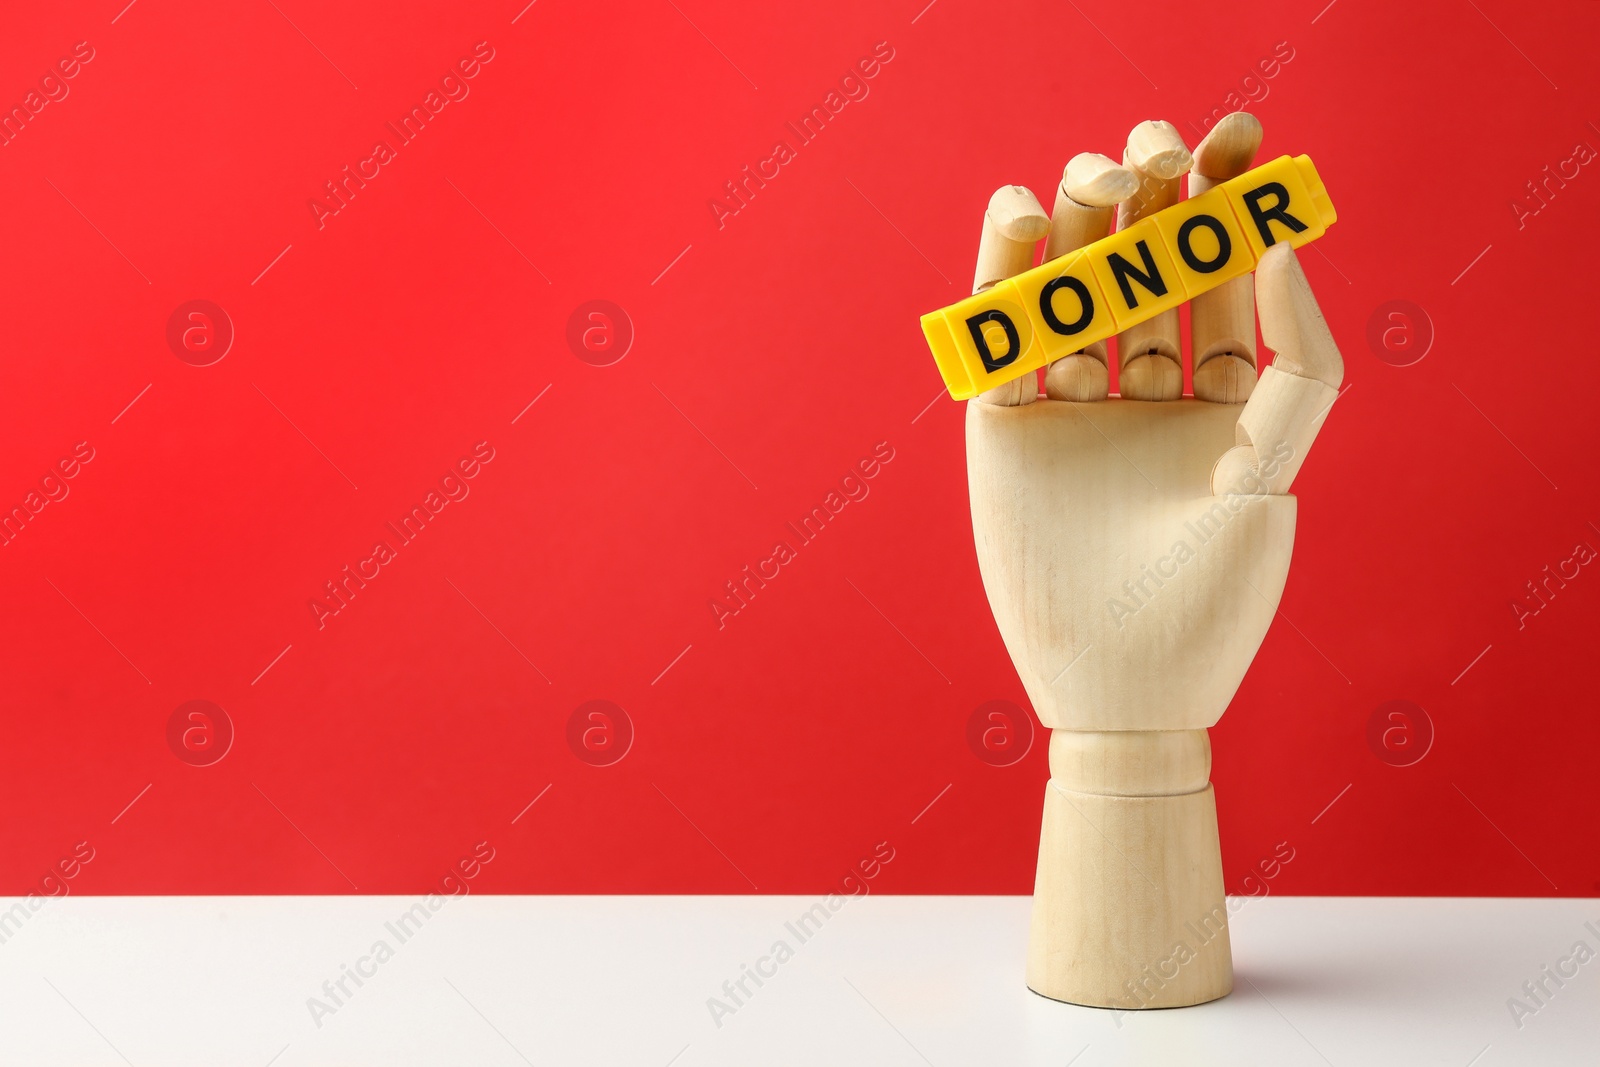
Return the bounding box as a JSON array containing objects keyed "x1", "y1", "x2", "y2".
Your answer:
[
  {"x1": 1176, "y1": 214, "x2": 1233, "y2": 273},
  {"x1": 1107, "y1": 240, "x2": 1168, "y2": 309},
  {"x1": 1241, "y1": 182, "x2": 1308, "y2": 247},
  {"x1": 966, "y1": 310, "x2": 1021, "y2": 372},
  {"x1": 1040, "y1": 276, "x2": 1095, "y2": 336}
]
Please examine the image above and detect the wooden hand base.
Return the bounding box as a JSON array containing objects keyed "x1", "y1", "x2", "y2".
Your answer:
[{"x1": 1026, "y1": 728, "x2": 1232, "y2": 1008}]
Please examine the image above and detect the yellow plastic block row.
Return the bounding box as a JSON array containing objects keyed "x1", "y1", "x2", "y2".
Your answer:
[{"x1": 921, "y1": 154, "x2": 1337, "y2": 400}]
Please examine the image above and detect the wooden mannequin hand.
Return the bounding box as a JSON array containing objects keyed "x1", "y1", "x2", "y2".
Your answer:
[
  {"x1": 966, "y1": 118, "x2": 1345, "y2": 1007},
  {"x1": 965, "y1": 115, "x2": 1344, "y2": 734}
]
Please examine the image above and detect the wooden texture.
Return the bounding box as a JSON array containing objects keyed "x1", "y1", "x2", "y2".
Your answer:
[
  {"x1": 1212, "y1": 244, "x2": 1344, "y2": 494},
  {"x1": 1028, "y1": 782, "x2": 1231, "y2": 1007},
  {"x1": 1042, "y1": 153, "x2": 1135, "y2": 403},
  {"x1": 973, "y1": 184, "x2": 1049, "y2": 293},
  {"x1": 1116, "y1": 121, "x2": 1191, "y2": 400},
  {"x1": 966, "y1": 398, "x2": 1295, "y2": 731},
  {"x1": 1190, "y1": 112, "x2": 1266, "y2": 403},
  {"x1": 967, "y1": 396, "x2": 1287, "y2": 1008}
]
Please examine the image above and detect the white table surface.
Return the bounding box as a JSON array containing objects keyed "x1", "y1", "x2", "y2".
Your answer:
[{"x1": 0, "y1": 894, "x2": 1592, "y2": 1066}]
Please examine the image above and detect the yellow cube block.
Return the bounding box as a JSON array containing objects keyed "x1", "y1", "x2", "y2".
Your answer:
[
  {"x1": 1087, "y1": 217, "x2": 1188, "y2": 331},
  {"x1": 1149, "y1": 185, "x2": 1256, "y2": 297},
  {"x1": 1222, "y1": 154, "x2": 1336, "y2": 260},
  {"x1": 1013, "y1": 251, "x2": 1114, "y2": 360},
  {"x1": 919, "y1": 311, "x2": 971, "y2": 397},
  {"x1": 929, "y1": 282, "x2": 1039, "y2": 399}
]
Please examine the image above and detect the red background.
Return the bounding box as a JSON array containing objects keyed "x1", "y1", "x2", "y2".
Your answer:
[{"x1": 0, "y1": 0, "x2": 1595, "y2": 898}]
